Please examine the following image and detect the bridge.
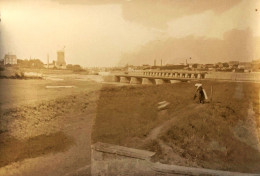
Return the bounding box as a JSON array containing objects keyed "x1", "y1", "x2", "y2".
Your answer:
[{"x1": 112, "y1": 70, "x2": 207, "y2": 85}]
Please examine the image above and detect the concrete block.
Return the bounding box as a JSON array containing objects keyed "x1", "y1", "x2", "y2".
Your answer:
[{"x1": 158, "y1": 101, "x2": 170, "y2": 110}]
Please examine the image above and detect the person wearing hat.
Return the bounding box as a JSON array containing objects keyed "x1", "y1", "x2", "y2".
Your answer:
[{"x1": 193, "y1": 83, "x2": 206, "y2": 104}]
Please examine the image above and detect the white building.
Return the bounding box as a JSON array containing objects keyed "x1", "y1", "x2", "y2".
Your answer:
[{"x1": 4, "y1": 54, "x2": 17, "y2": 65}]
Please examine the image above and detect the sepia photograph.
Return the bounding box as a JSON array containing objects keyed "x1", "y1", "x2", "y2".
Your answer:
[{"x1": 0, "y1": 0, "x2": 260, "y2": 175}]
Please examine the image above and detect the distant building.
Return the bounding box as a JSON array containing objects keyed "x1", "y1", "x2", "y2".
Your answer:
[
  {"x1": 228, "y1": 61, "x2": 239, "y2": 67},
  {"x1": 252, "y1": 59, "x2": 260, "y2": 64},
  {"x1": 44, "y1": 62, "x2": 55, "y2": 69},
  {"x1": 238, "y1": 62, "x2": 252, "y2": 70},
  {"x1": 187, "y1": 63, "x2": 196, "y2": 68},
  {"x1": 215, "y1": 62, "x2": 224, "y2": 68},
  {"x1": 4, "y1": 54, "x2": 17, "y2": 65},
  {"x1": 56, "y1": 50, "x2": 66, "y2": 69},
  {"x1": 205, "y1": 64, "x2": 214, "y2": 69}
]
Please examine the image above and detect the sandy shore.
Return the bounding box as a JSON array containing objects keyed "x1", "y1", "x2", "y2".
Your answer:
[{"x1": 0, "y1": 75, "x2": 102, "y2": 176}]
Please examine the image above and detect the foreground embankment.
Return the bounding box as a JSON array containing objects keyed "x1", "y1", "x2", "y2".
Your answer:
[{"x1": 92, "y1": 81, "x2": 260, "y2": 173}]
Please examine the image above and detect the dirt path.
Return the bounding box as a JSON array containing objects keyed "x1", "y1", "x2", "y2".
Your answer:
[
  {"x1": 140, "y1": 103, "x2": 206, "y2": 167},
  {"x1": 144, "y1": 103, "x2": 200, "y2": 142}
]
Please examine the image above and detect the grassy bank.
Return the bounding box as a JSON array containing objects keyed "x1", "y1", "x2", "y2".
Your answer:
[{"x1": 92, "y1": 81, "x2": 260, "y2": 173}]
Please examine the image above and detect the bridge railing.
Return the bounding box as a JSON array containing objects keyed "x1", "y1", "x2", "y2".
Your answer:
[{"x1": 141, "y1": 71, "x2": 206, "y2": 79}]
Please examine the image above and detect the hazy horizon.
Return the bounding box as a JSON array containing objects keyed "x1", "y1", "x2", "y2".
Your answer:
[{"x1": 0, "y1": 0, "x2": 260, "y2": 67}]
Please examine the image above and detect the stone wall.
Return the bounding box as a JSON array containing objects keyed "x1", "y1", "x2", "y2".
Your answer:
[
  {"x1": 91, "y1": 142, "x2": 258, "y2": 176},
  {"x1": 91, "y1": 142, "x2": 155, "y2": 176}
]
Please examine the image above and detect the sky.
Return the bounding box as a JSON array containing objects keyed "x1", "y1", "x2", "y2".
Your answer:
[{"x1": 0, "y1": 0, "x2": 260, "y2": 67}]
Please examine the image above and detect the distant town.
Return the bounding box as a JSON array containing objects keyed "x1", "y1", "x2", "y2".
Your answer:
[{"x1": 1, "y1": 50, "x2": 260, "y2": 73}]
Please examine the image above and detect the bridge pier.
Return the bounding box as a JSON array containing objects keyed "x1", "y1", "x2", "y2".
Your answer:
[
  {"x1": 155, "y1": 79, "x2": 169, "y2": 84},
  {"x1": 130, "y1": 77, "x2": 142, "y2": 84},
  {"x1": 170, "y1": 80, "x2": 181, "y2": 84},
  {"x1": 120, "y1": 76, "x2": 130, "y2": 83},
  {"x1": 114, "y1": 76, "x2": 120, "y2": 82},
  {"x1": 142, "y1": 78, "x2": 154, "y2": 85}
]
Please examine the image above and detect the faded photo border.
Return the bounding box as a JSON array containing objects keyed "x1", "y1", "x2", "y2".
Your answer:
[{"x1": 0, "y1": 1, "x2": 260, "y2": 176}]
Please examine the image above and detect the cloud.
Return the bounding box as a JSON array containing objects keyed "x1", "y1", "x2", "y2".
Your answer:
[
  {"x1": 119, "y1": 28, "x2": 260, "y2": 66},
  {"x1": 51, "y1": 0, "x2": 243, "y2": 29},
  {"x1": 51, "y1": 0, "x2": 120, "y2": 5},
  {"x1": 121, "y1": 0, "x2": 243, "y2": 29}
]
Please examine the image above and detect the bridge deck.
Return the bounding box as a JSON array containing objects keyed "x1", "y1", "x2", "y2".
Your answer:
[{"x1": 114, "y1": 74, "x2": 198, "y2": 81}]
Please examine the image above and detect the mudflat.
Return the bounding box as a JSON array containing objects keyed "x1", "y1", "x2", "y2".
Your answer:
[{"x1": 0, "y1": 76, "x2": 102, "y2": 176}]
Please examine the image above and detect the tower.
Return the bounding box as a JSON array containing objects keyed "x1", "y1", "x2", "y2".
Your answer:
[{"x1": 56, "y1": 50, "x2": 66, "y2": 69}]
